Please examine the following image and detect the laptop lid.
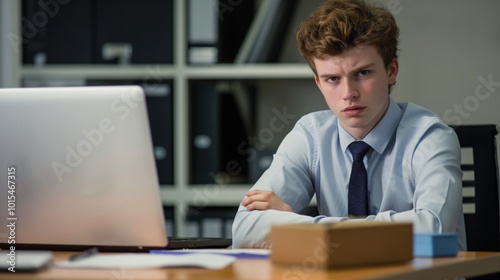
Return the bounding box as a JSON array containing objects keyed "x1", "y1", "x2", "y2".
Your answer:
[{"x1": 0, "y1": 86, "x2": 169, "y2": 250}]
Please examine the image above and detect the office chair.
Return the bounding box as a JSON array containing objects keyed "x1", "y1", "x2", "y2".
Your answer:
[
  {"x1": 452, "y1": 125, "x2": 500, "y2": 280},
  {"x1": 451, "y1": 124, "x2": 500, "y2": 254}
]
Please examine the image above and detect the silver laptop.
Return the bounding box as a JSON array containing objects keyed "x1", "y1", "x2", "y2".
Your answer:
[{"x1": 0, "y1": 86, "x2": 230, "y2": 252}]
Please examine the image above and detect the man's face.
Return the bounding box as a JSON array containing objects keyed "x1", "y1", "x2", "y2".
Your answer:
[{"x1": 314, "y1": 45, "x2": 398, "y2": 140}]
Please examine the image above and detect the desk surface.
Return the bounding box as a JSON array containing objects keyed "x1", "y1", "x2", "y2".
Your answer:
[{"x1": 4, "y1": 251, "x2": 500, "y2": 280}]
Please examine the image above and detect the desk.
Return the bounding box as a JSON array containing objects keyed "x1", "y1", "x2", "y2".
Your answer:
[{"x1": 4, "y1": 251, "x2": 500, "y2": 280}]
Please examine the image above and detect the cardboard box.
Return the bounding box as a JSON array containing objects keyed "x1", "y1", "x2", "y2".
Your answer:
[
  {"x1": 413, "y1": 233, "x2": 458, "y2": 257},
  {"x1": 270, "y1": 221, "x2": 413, "y2": 267}
]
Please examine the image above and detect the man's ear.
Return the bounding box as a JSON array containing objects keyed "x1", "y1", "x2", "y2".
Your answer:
[
  {"x1": 388, "y1": 59, "x2": 399, "y2": 85},
  {"x1": 314, "y1": 75, "x2": 321, "y2": 90}
]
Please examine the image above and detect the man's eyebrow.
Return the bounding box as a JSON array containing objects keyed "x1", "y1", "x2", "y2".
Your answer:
[
  {"x1": 352, "y1": 63, "x2": 376, "y2": 72},
  {"x1": 318, "y1": 63, "x2": 376, "y2": 78}
]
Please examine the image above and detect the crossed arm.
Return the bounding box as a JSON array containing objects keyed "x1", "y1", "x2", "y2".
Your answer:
[
  {"x1": 242, "y1": 190, "x2": 293, "y2": 212},
  {"x1": 232, "y1": 117, "x2": 465, "y2": 250}
]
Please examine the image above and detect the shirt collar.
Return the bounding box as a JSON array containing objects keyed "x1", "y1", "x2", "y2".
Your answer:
[{"x1": 339, "y1": 97, "x2": 402, "y2": 154}]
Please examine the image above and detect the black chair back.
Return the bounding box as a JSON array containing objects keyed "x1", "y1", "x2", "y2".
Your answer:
[{"x1": 451, "y1": 125, "x2": 500, "y2": 252}]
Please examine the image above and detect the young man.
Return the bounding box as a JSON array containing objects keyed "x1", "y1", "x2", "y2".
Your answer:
[{"x1": 232, "y1": 0, "x2": 466, "y2": 250}]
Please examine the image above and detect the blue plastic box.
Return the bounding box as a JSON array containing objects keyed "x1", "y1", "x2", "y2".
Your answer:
[{"x1": 413, "y1": 233, "x2": 458, "y2": 257}]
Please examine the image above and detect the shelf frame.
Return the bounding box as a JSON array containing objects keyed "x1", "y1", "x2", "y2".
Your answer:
[{"x1": 6, "y1": 0, "x2": 319, "y2": 237}]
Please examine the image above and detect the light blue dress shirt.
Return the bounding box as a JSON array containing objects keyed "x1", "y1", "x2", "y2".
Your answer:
[{"x1": 232, "y1": 97, "x2": 466, "y2": 250}]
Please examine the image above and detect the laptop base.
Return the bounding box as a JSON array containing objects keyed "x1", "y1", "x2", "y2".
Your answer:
[{"x1": 1, "y1": 238, "x2": 232, "y2": 253}]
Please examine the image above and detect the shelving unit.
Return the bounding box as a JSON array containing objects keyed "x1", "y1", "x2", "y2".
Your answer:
[{"x1": 2, "y1": 0, "x2": 320, "y2": 237}]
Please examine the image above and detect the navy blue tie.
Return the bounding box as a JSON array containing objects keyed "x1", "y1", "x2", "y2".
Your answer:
[{"x1": 348, "y1": 141, "x2": 371, "y2": 217}]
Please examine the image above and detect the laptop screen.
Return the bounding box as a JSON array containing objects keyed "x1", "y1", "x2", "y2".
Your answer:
[{"x1": 0, "y1": 86, "x2": 168, "y2": 249}]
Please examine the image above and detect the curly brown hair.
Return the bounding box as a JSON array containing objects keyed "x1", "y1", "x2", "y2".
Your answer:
[{"x1": 297, "y1": 0, "x2": 399, "y2": 76}]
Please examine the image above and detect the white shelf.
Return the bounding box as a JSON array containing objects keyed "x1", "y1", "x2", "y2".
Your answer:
[
  {"x1": 21, "y1": 65, "x2": 178, "y2": 80},
  {"x1": 21, "y1": 63, "x2": 313, "y2": 80},
  {"x1": 160, "y1": 185, "x2": 250, "y2": 206},
  {"x1": 186, "y1": 64, "x2": 313, "y2": 79}
]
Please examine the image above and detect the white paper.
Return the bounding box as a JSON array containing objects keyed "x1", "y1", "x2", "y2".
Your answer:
[
  {"x1": 55, "y1": 253, "x2": 236, "y2": 270},
  {"x1": 0, "y1": 251, "x2": 53, "y2": 272}
]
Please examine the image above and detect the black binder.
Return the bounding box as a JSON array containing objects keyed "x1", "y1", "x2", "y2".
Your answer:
[
  {"x1": 144, "y1": 84, "x2": 174, "y2": 185},
  {"x1": 190, "y1": 81, "x2": 253, "y2": 184},
  {"x1": 22, "y1": 0, "x2": 93, "y2": 64},
  {"x1": 217, "y1": 0, "x2": 256, "y2": 63},
  {"x1": 190, "y1": 81, "x2": 220, "y2": 184},
  {"x1": 95, "y1": 0, "x2": 173, "y2": 64}
]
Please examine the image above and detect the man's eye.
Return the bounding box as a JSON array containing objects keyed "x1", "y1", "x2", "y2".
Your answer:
[
  {"x1": 327, "y1": 77, "x2": 339, "y2": 83},
  {"x1": 358, "y1": 70, "x2": 370, "y2": 76}
]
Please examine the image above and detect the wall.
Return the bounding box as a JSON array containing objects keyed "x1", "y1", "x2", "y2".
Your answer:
[
  {"x1": 263, "y1": 0, "x2": 500, "y2": 171},
  {"x1": 391, "y1": 0, "x2": 500, "y2": 168}
]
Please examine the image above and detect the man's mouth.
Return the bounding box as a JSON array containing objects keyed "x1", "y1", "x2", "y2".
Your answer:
[{"x1": 342, "y1": 105, "x2": 366, "y2": 116}]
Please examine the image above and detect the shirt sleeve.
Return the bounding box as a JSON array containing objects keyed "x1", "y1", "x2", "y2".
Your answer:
[
  {"x1": 232, "y1": 117, "x2": 318, "y2": 248},
  {"x1": 369, "y1": 122, "x2": 464, "y2": 245}
]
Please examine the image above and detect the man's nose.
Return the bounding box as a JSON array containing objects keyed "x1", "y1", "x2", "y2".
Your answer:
[{"x1": 342, "y1": 79, "x2": 359, "y2": 100}]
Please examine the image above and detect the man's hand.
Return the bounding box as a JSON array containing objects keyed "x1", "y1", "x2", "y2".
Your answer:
[{"x1": 242, "y1": 190, "x2": 293, "y2": 212}]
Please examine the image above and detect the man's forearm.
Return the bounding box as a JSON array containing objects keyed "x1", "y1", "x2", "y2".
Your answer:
[{"x1": 232, "y1": 208, "x2": 315, "y2": 248}]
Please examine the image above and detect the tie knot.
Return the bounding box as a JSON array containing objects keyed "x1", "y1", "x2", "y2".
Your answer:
[{"x1": 348, "y1": 141, "x2": 371, "y2": 162}]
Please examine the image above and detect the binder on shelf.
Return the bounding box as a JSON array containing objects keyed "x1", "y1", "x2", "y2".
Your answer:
[
  {"x1": 217, "y1": 0, "x2": 255, "y2": 63},
  {"x1": 86, "y1": 80, "x2": 174, "y2": 185},
  {"x1": 21, "y1": 0, "x2": 174, "y2": 64},
  {"x1": 187, "y1": 0, "x2": 218, "y2": 64},
  {"x1": 190, "y1": 81, "x2": 254, "y2": 184},
  {"x1": 144, "y1": 84, "x2": 174, "y2": 185},
  {"x1": 235, "y1": 0, "x2": 298, "y2": 63},
  {"x1": 96, "y1": 0, "x2": 173, "y2": 64},
  {"x1": 185, "y1": 206, "x2": 238, "y2": 238},
  {"x1": 163, "y1": 206, "x2": 175, "y2": 238},
  {"x1": 187, "y1": 0, "x2": 255, "y2": 64},
  {"x1": 190, "y1": 81, "x2": 220, "y2": 184},
  {"x1": 22, "y1": 0, "x2": 93, "y2": 64}
]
